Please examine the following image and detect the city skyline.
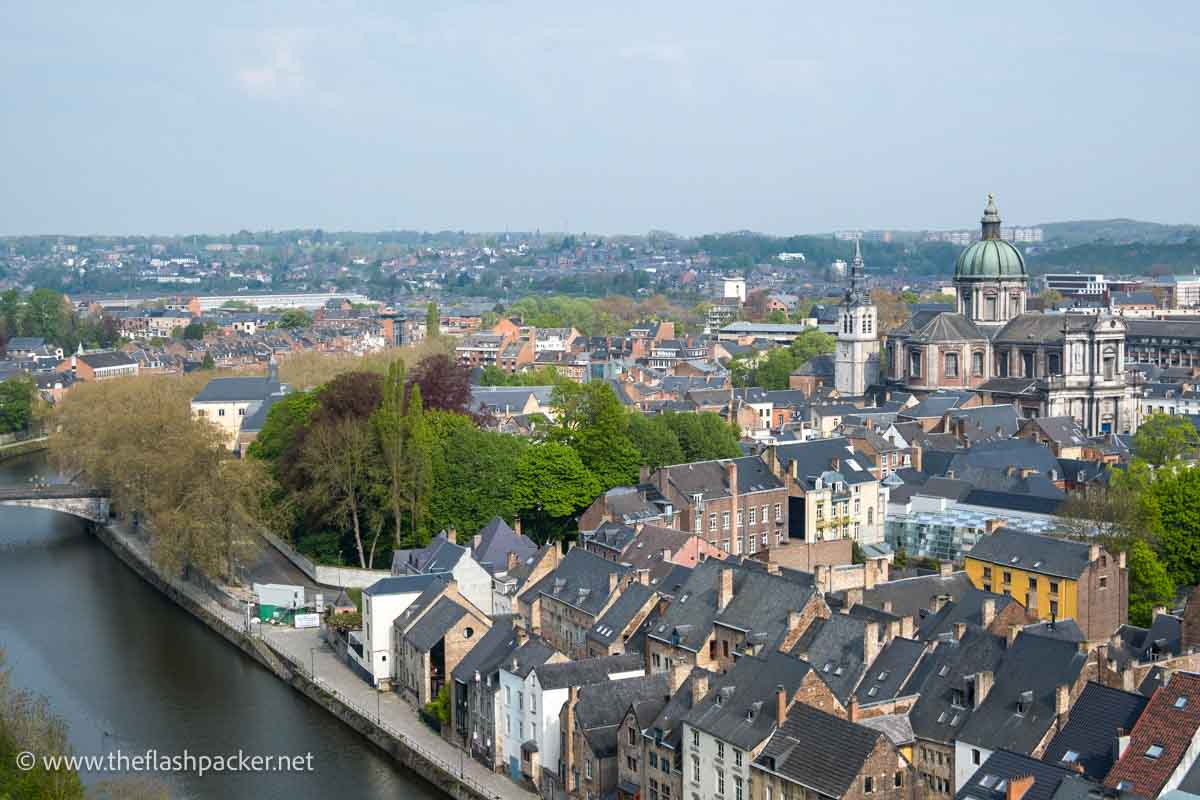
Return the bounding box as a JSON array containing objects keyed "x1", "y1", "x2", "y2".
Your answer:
[{"x1": 3, "y1": 2, "x2": 1199, "y2": 236}]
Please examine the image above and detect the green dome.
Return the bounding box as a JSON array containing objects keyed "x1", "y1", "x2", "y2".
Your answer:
[
  {"x1": 954, "y1": 193, "x2": 1027, "y2": 282},
  {"x1": 954, "y1": 238, "x2": 1027, "y2": 281}
]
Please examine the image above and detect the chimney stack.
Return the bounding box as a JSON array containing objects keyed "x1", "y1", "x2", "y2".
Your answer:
[
  {"x1": 1088, "y1": 543, "x2": 1100, "y2": 563},
  {"x1": 775, "y1": 684, "x2": 787, "y2": 726},
  {"x1": 514, "y1": 616, "x2": 529, "y2": 646},
  {"x1": 1056, "y1": 683, "x2": 1071, "y2": 726},
  {"x1": 691, "y1": 671, "x2": 710, "y2": 706},
  {"x1": 718, "y1": 568, "x2": 734, "y2": 611},
  {"x1": 514, "y1": 517, "x2": 522, "y2": 537},
  {"x1": 982, "y1": 598, "x2": 996, "y2": 628},
  {"x1": 953, "y1": 621, "x2": 967, "y2": 641},
  {"x1": 1008, "y1": 624, "x2": 1021, "y2": 648},
  {"x1": 845, "y1": 587, "x2": 864, "y2": 610},
  {"x1": 446, "y1": 527, "x2": 457, "y2": 544},
  {"x1": 725, "y1": 461, "x2": 739, "y2": 519},
  {"x1": 609, "y1": 572, "x2": 620, "y2": 594},
  {"x1": 864, "y1": 622, "x2": 881, "y2": 666},
  {"x1": 974, "y1": 671, "x2": 994, "y2": 709},
  {"x1": 1006, "y1": 774, "x2": 1034, "y2": 800},
  {"x1": 669, "y1": 663, "x2": 691, "y2": 695},
  {"x1": 939, "y1": 561, "x2": 954, "y2": 577},
  {"x1": 507, "y1": 550, "x2": 520, "y2": 573}
]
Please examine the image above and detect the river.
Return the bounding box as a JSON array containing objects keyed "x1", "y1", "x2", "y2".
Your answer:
[{"x1": 0, "y1": 452, "x2": 444, "y2": 800}]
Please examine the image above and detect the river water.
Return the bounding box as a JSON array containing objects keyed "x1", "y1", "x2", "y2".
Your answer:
[{"x1": 0, "y1": 452, "x2": 443, "y2": 800}]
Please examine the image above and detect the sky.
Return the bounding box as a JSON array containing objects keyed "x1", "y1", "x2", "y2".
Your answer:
[{"x1": 3, "y1": 2, "x2": 1199, "y2": 237}]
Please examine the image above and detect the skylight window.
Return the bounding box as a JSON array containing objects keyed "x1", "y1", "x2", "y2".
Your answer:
[
  {"x1": 937, "y1": 712, "x2": 948, "y2": 724},
  {"x1": 1010, "y1": 556, "x2": 1020, "y2": 564},
  {"x1": 868, "y1": 686, "x2": 879, "y2": 697},
  {"x1": 877, "y1": 671, "x2": 889, "y2": 681},
  {"x1": 1033, "y1": 561, "x2": 1043, "y2": 568},
  {"x1": 1061, "y1": 751, "x2": 1079, "y2": 764},
  {"x1": 1176, "y1": 696, "x2": 1189, "y2": 709},
  {"x1": 938, "y1": 665, "x2": 949, "y2": 677},
  {"x1": 979, "y1": 775, "x2": 998, "y2": 789},
  {"x1": 1146, "y1": 745, "x2": 1164, "y2": 759},
  {"x1": 823, "y1": 662, "x2": 833, "y2": 673}
]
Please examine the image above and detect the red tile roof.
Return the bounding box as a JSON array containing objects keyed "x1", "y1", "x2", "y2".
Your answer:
[{"x1": 1104, "y1": 672, "x2": 1200, "y2": 797}]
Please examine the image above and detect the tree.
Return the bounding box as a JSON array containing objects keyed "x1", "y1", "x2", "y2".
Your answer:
[
  {"x1": 182, "y1": 321, "x2": 206, "y2": 340},
  {"x1": 22, "y1": 288, "x2": 71, "y2": 344},
  {"x1": 373, "y1": 360, "x2": 408, "y2": 547},
  {"x1": 510, "y1": 442, "x2": 600, "y2": 543},
  {"x1": 789, "y1": 328, "x2": 836, "y2": 365},
  {"x1": 898, "y1": 290, "x2": 920, "y2": 304},
  {"x1": 426, "y1": 301, "x2": 440, "y2": 338},
  {"x1": 1127, "y1": 539, "x2": 1175, "y2": 627},
  {"x1": 402, "y1": 384, "x2": 434, "y2": 547},
  {"x1": 872, "y1": 290, "x2": 910, "y2": 333},
  {"x1": 201, "y1": 352, "x2": 215, "y2": 370},
  {"x1": 549, "y1": 382, "x2": 641, "y2": 490},
  {"x1": 1145, "y1": 465, "x2": 1200, "y2": 587},
  {"x1": 628, "y1": 414, "x2": 685, "y2": 471},
  {"x1": 662, "y1": 411, "x2": 741, "y2": 461},
  {"x1": 278, "y1": 309, "x2": 313, "y2": 330},
  {"x1": 1133, "y1": 413, "x2": 1200, "y2": 466},
  {"x1": 407, "y1": 353, "x2": 472, "y2": 413},
  {"x1": 299, "y1": 418, "x2": 381, "y2": 568},
  {"x1": 0, "y1": 649, "x2": 85, "y2": 800},
  {"x1": 0, "y1": 374, "x2": 37, "y2": 433},
  {"x1": 427, "y1": 411, "x2": 527, "y2": 536},
  {"x1": 246, "y1": 390, "x2": 318, "y2": 467}
]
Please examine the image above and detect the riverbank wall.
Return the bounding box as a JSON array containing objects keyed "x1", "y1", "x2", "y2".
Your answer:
[
  {"x1": 0, "y1": 435, "x2": 48, "y2": 462},
  {"x1": 93, "y1": 524, "x2": 507, "y2": 800},
  {"x1": 260, "y1": 529, "x2": 391, "y2": 589}
]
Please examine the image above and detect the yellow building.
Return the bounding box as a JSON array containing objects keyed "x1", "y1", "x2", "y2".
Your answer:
[{"x1": 963, "y1": 528, "x2": 1126, "y2": 642}]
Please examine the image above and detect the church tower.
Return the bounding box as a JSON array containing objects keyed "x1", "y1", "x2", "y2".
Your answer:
[{"x1": 835, "y1": 240, "x2": 880, "y2": 396}]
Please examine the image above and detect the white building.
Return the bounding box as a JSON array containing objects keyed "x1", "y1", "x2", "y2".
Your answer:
[
  {"x1": 190, "y1": 364, "x2": 285, "y2": 451},
  {"x1": 391, "y1": 531, "x2": 496, "y2": 616},
  {"x1": 722, "y1": 277, "x2": 747, "y2": 304},
  {"x1": 360, "y1": 574, "x2": 449, "y2": 688}
]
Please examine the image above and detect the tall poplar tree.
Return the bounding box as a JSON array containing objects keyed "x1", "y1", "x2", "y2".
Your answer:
[
  {"x1": 374, "y1": 360, "x2": 408, "y2": 546},
  {"x1": 403, "y1": 384, "x2": 434, "y2": 547}
]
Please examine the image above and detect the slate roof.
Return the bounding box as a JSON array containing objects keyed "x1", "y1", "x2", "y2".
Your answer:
[
  {"x1": 1105, "y1": 673, "x2": 1200, "y2": 798},
  {"x1": 966, "y1": 529, "x2": 1093, "y2": 579},
  {"x1": 684, "y1": 650, "x2": 813, "y2": 750},
  {"x1": 916, "y1": 588, "x2": 1020, "y2": 641},
  {"x1": 957, "y1": 634, "x2": 1088, "y2": 755},
  {"x1": 1021, "y1": 619, "x2": 1085, "y2": 643},
  {"x1": 948, "y1": 404, "x2": 1020, "y2": 439},
  {"x1": 755, "y1": 702, "x2": 886, "y2": 798},
  {"x1": 977, "y1": 377, "x2": 1040, "y2": 395},
  {"x1": 771, "y1": 437, "x2": 877, "y2": 489},
  {"x1": 1107, "y1": 615, "x2": 1183, "y2": 669},
  {"x1": 910, "y1": 312, "x2": 988, "y2": 344},
  {"x1": 363, "y1": 573, "x2": 446, "y2": 597},
  {"x1": 904, "y1": 626, "x2": 1007, "y2": 745},
  {"x1": 536, "y1": 653, "x2": 643, "y2": 690},
  {"x1": 788, "y1": 614, "x2": 868, "y2": 704},
  {"x1": 575, "y1": 673, "x2": 671, "y2": 757},
  {"x1": 518, "y1": 548, "x2": 631, "y2": 617},
  {"x1": 957, "y1": 750, "x2": 1084, "y2": 800},
  {"x1": 858, "y1": 713, "x2": 914, "y2": 747},
  {"x1": 587, "y1": 583, "x2": 656, "y2": 646},
  {"x1": 791, "y1": 354, "x2": 834, "y2": 378},
  {"x1": 193, "y1": 375, "x2": 280, "y2": 402},
  {"x1": 900, "y1": 392, "x2": 973, "y2": 420},
  {"x1": 1042, "y1": 682, "x2": 1149, "y2": 781},
  {"x1": 994, "y1": 313, "x2": 1109, "y2": 345},
  {"x1": 402, "y1": 596, "x2": 470, "y2": 652},
  {"x1": 5, "y1": 336, "x2": 46, "y2": 351},
  {"x1": 503, "y1": 637, "x2": 561, "y2": 679},
  {"x1": 855, "y1": 637, "x2": 926, "y2": 704},
  {"x1": 848, "y1": 571, "x2": 974, "y2": 620},
  {"x1": 1027, "y1": 416, "x2": 1090, "y2": 448},
  {"x1": 471, "y1": 516, "x2": 537, "y2": 574},
  {"x1": 647, "y1": 560, "x2": 816, "y2": 654},
  {"x1": 77, "y1": 350, "x2": 140, "y2": 370},
  {"x1": 658, "y1": 455, "x2": 784, "y2": 501},
  {"x1": 392, "y1": 533, "x2": 468, "y2": 576}
]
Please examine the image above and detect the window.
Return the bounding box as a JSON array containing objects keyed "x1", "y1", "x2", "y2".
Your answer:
[
  {"x1": 722, "y1": 512, "x2": 730, "y2": 530},
  {"x1": 1176, "y1": 696, "x2": 1189, "y2": 709},
  {"x1": 692, "y1": 755, "x2": 700, "y2": 783},
  {"x1": 910, "y1": 350, "x2": 922, "y2": 377},
  {"x1": 944, "y1": 352, "x2": 959, "y2": 378},
  {"x1": 894, "y1": 772, "x2": 904, "y2": 788},
  {"x1": 715, "y1": 769, "x2": 725, "y2": 796},
  {"x1": 737, "y1": 511, "x2": 743, "y2": 528},
  {"x1": 972, "y1": 351, "x2": 984, "y2": 376},
  {"x1": 518, "y1": 691, "x2": 523, "y2": 710},
  {"x1": 734, "y1": 776, "x2": 743, "y2": 800},
  {"x1": 650, "y1": 753, "x2": 658, "y2": 769},
  {"x1": 709, "y1": 513, "x2": 717, "y2": 532},
  {"x1": 1099, "y1": 576, "x2": 1108, "y2": 589},
  {"x1": 587, "y1": 759, "x2": 593, "y2": 779},
  {"x1": 628, "y1": 756, "x2": 637, "y2": 771},
  {"x1": 722, "y1": 641, "x2": 729, "y2": 658},
  {"x1": 864, "y1": 776, "x2": 874, "y2": 794},
  {"x1": 774, "y1": 503, "x2": 782, "y2": 521},
  {"x1": 692, "y1": 730, "x2": 700, "y2": 749},
  {"x1": 1061, "y1": 750, "x2": 1079, "y2": 764},
  {"x1": 716, "y1": 742, "x2": 725, "y2": 760},
  {"x1": 217, "y1": 408, "x2": 226, "y2": 417},
  {"x1": 1146, "y1": 744, "x2": 1164, "y2": 759},
  {"x1": 972, "y1": 749, "x2": 981, "y2": 765},
  {"x1": 749, "y1": 507, "x2": 756, "y2": 525},
  {"x1": 867, "y1": 507, "x2": 874, "y2": 526},
  {"x1": 629, "y1": 727, "x2": 637, "y2": 746},
  {"x1": 760, "y1": 506, "x2": 768, "y2": 525},
  {"x1": 1049, "y1": 580, "x2": 1060, "y2": 595},
  {"x1": 505, "y1": 687, "x2": 511, "y2": 704},
  {"x1": 1003, "y1": 570, "x2": 1012, "y2": 585},
  {"x1": 734, "y1": 749, "x2": 742, "y2": 767}
]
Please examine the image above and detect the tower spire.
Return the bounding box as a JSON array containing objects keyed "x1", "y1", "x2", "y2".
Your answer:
[
  {"x1": 846, "y1": 238, "x2": 868, "y2": 304},
  {"x1": 981, "y1": 193, "x2": 1002, "y2": 240}
]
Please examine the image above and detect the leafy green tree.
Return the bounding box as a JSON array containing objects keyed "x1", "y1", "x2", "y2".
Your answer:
[
  {"x1": 1127, "y1": 538, "x2": 1175, "y2": 627},
  {"x1": 426, "y1": 301, "x2": 440, "y2": 338},
  {"x1": 246, "y1": 390, "x2": 317, "y2": 466},
  {"x1": 403, "y1": 384, "x2": 434, "y2": 546},
  {"x1": 1146, "y1": 465, "x2": 1200, "y2": 587},
  {"x1": 427, "y1": 411, "x2": 527, "y2": 536},
  {"x1": 511, "y1": 442, "x2": 600, "y2": 543},
  {"x1": 201, "y1": 352, "x2": 215, "y2": 370},
  {"x1": 0, "y1": 374, "x2": 37, "y2": 433},
  {"x1": 278, "y1": 309, "x2": 313, "y2": 330},
  {"x1": 373, "y1": 361, "x2": 408, "y2": 547},
  {"x1": 424, "y1": 684, "x2": 451, "y2": 727},
  {"x1": 182, "y1": 321, "x2": 206, "y2": 340},
  {"x1": 0, "y1": 649, "x2": 85, "y2": 800},
  {"x1": 788, "y1": 327, "x2": 837, "y2": 366},
  {"x1": 766, "y1": 309, "x2": 789, "y2": 324},
  {"x1": 549, "y1": 382, "x2": 641, "y2": 490},
  {"x1": 899, "y1": 290, "x2": 920, "y2": 304},
  {"x1": 628, "y1": 414, "x2": 685, "y2": 470},
  {"x1": 1134, "y1": 413, "x2": 1200, "y2": 466},
  {"x1": 662, "y1": 411, "x2": 741, "y2": 461},
  {"x1": 22, "y1": 288, "x2": 71, "y2": 344}
]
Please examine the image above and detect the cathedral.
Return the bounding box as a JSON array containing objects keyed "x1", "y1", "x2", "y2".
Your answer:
[{"x1": 834, "y1": 195, "x2": 1136, "y2": 435}]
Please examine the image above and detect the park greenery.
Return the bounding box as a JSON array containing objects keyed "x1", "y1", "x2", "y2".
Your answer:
[
  {"x1": 0, "y1": 287, "x2": 120, "y2": 353},
  {"x1": 1059, "y1": 413, "x2": 1200, "y2": 625},
  {"x1": 728, "y1": 328, "x2": 837, "y2": 389},
  {"x1": 248, "y1": 356, "x2": 741, "y2": 563},
  {"x1": 0, "y1": 374, "x2": 39, "y2": 434}
]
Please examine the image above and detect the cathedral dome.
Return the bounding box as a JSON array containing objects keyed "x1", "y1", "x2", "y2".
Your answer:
[{"x1": 953, "y1": 194, "x2": 1027, "y2": 282}]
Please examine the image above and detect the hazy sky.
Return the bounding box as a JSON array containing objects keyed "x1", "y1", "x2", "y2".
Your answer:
[{"x1": 3, "y1": 2, "x2": 1198, "y2": 236}]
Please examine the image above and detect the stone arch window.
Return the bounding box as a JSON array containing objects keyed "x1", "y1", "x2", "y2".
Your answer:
[
  {"x1": 996, "y1": 351, "x2": 1009, "y2": 378},
  {"x1": 1047, "y1": 352, "x2": 1061, "y2": 376},
  {"x1": 1010, "y1": 292, "x2": 1022, "y2": 316},
  {"x1": 985, "y1": 292, "x2": 998, "y2": 321},
  {"x1": 972, "y1": 351, "x2": 984, "y2": 376},
  {"x1": 944, "y1": 352, "x2": 959, "y2": 378},
  {"x1": 1022, "y1": 351, "x2": 1035, "y2": 378},
  {"x1": 1103, "y1": 346, "x2": 1116, "y2": 381},
  {"x1": 909, "y1": 350, "x2": 922, "y2": 378}
]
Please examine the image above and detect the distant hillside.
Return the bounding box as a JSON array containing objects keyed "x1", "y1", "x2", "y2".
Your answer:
[
  {"x1": 1039, "y1": 219, "x2": 1200, "y2": 246},
  {"x1": 1026, "y1": 240, "x2": 1200, "y2": 276}
]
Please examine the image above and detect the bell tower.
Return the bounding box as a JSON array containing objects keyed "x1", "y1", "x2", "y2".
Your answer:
[{"x1": 835, "y1": 240, "x2": 880, "y2": 396}]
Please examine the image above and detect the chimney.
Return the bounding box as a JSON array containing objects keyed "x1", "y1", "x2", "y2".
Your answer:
[
  {"x1": 953, "y1": 621, "x2": 967, "y2": 641},
  {"x1": 775, "y1": 684, "x2": 787, "y2": 726},
  {"x1": 446, "y1": 527, "x2": 457, "y2": 544},
  {"x1": 864, "y1": 622, "x2": 881, "y2": 666},
  {"x1": 882, "y1": 601, "x2": 893, "y2": 614},
  {"x1": 982, "y1": 598, "x2": 996, "y2": 628},
  {"x1": 718, "y1": 568, "x2": 734, "y2": 611},
  {"x1": 1006, "y1": 774, "x2": 1035, "y2": 800},
  {"x1": 514, "y1": 517, "x2": 522, "y2": 537},
  {"x1": 725, "y1": 461, "x2": 739, "y2": 511},
  {"x1": 1088, "y1": 544, "x2": 1100, "y2": 563},
  {"x1": 473, "y1": 534, "x2": 482, "y2": 552},
  {"x1": 669, "y1": 663, "x2": 691, "y2": 695},
  {"x1": 986, "y1": 518, "x2": 1004, "y2": 535},
  {"x1": 787, "y1": 610, "x2": 803, "y2": 634},
  {"x1": 815, "y1": 564, "x2": 830, "y2": 594},
  {"x1": 939, "y1": 561, "x2": 954, "y2": 577},
  {"x1": 507, "y1": 550, "x2": 520, "y2": 573},
  {"x1": 514, "y1": 616, "x2": 529, "y2": 646},
  {"x1": 1055, "y1": 683, "x2": 1071, "y2": 726},
  {"x1": 691, "y1": 671, "x2": 709, "y2": 706},
  {"x1": 974, "y1": 671, "x2": 994, "y2": 708},
  {"x1": 911, "y1": 444, "x2": 923, "y2": 472},
  {"x1": 1008, "y1": 624, "x2": 1021, "y2": 648},
  {"x1": 640, "y1": 465, "x2": 652, "y2": 483},
  {"x1": 845, "y1": 587, "x2": 864, "y2": 610},
  {"x1": 790, "y1": 460, "x2": 798, "y2": 481},
  {"x1": 609, "y1": 572, "x2": 620, "y2": 594},
  {"x1": 565, "y1": 686, "x2": 578, "y2": 784}
]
